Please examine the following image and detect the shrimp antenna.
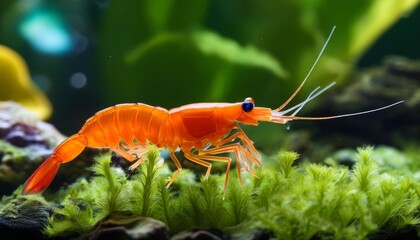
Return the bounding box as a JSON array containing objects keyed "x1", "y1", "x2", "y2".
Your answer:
[
  {"x1": 274, "y1": 100, "x2": 404, "y2": 121},
  {"x1": 279, "y1": 82, "x2": 336, "y2": 116},
  {"x1": 275, "y1": 26, "x2": 336, "y2": 112}
]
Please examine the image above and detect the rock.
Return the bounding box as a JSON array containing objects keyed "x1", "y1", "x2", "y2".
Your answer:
[
  {"x1": 332, "y1": 149, "x2": 358, "y2": 169},
  {"x1": 0, "y1": 102, "x2": 64, "y2": 194},
  {"x1": 89, "y1": 216, "x2": 170, "y2": 240},
  {"x1": 384, "y1": 56, "x2": 420, "y2": 80},
  {"x1": 0, "y1": 195, "x2": 52, "y2": 240},
  {"x1": 0, "y1": 102, "x2": 100, "y2": 194},
  {"x1": 0, "y1": 102, "x2": 64, "y2": 147},
  {"x1": 231, "y1": 230, "x2": 272, "y2": 240},
  {"x1": 171, "y1": 229, "x2": 226, "y2": 240},
  {"x1": 298, "y1": 56, "x2": 419, "y2": 150}
]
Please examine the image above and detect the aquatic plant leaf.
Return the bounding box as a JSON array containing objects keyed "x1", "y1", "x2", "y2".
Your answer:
[
  {"x1": 127, "y1": 31, "x2": 287, "y2": 79},
  {"x1": 90, "y1": 155, "x2": 132, "y2": 219},
  {"x1": 0, "y1": 45, "x2": 52, "y2": 119},
  {"x1": 131, "y1": 146, "x2": 163, "y2": 217},
  {"x1": 45, "y1": 199, "x2": 95, "y2": 236},
  {"x1": 154, "y1": 179, "x2": 176, "y2": 228},
  {"x1": 200, "y1": 176, "x2": 225, "y2": 228},
  {"x1": 295, "y1": 0, "x2": 420, "y2": 97},
  {"x1": 322, "y1": 0, "x2": 419, "y2": 60},
  {"x1": 125, "y1": 33, "x2": 184, "y2": 64},
  {"x1": 275, "y1": 150, "x2": 299, "y2": 179},
  {"x1": 191, "y1": 31, "x2": 288, "y2": 78},
  {"x1": 225, "y1": 181, "x2": 251, "y2": 225}
]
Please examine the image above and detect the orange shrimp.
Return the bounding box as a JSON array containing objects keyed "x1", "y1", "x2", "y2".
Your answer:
[{"x1": 22, "y1": 27, "x2": 403, "y2": 194}]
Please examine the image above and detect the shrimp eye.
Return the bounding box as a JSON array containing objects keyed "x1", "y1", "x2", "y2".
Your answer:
[{"x1": 242, "y1": 101, "x2": 254, "y2": 112}]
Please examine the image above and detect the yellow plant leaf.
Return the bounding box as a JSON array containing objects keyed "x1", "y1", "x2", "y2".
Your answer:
[{"x1": 0, "y1": 45, "x2": 52, "y2": 119}]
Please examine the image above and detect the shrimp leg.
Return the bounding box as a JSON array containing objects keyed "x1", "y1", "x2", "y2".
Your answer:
[
  {"x1": 209, "y1": 128, "x2": 261, "y2": 167},
  {"x1": 234, "y1": 123, "x2": 261, "y2": 166},
  {"x1": 185, "y1": 151, "x2": 232, "y2": 193},
  {"x1": 111, "y1": 147, "x2": 137, "y2": 161},
  {"x1": 111, "y1": 143, "x2": 150, "y2": 170},
  {"x1": 201, "y1": 144, "x2": 258, "y2": 182},
  {"x1": 166, "y1": 150, "x2": 183, "y2": 187},
  {"x1": 185, "y1": 152, "x2": 231, "y2": 180},
  {"x1": 128, "y1": 155, "x2": 147, "y2": 170},
  {"x1": 194, "y1": 125, "x2": 261, "y2": 187}
]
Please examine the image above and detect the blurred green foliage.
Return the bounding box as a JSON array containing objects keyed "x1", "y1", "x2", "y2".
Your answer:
[{"x1": 99, "y1": 0, "x2": 418, "y2": 109}]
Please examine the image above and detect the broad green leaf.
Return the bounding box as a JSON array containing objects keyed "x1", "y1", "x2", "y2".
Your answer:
[
  {"x1": 191, "y1": 31, "x2": 288, "y2": 78},
  {"x1": 126, "y1": 31, "x2": 287, "y2": 79},
  {"x1": 125, "y1": 33, "x2": 184, "y2": 64}
]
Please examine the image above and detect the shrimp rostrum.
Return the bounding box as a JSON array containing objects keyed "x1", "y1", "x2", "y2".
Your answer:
[{"x1": 23, "y1": 27, "x2": 403, "y2": 194}]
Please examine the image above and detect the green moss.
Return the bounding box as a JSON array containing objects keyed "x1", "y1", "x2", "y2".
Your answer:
[
  {"x1": 44, "y1": 199, "x2": 95, "y2": 236},
  {"x1": 42, "y1": 146, "x2": 420, "y2": 239},
  {"x1": 0, "y1": 141, "x2": 39, "y2": 183},
  {"x1": 131, "y1": 146, "x2": 163, "y2": 217}
]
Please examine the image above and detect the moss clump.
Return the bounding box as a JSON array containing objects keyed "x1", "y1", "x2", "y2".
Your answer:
[
  {"x1": 44, "y1": 199, "x2": 95, "y2": 236},
  {"x1": 42, "y1": 146, "x2": 420, "y2": 239}
]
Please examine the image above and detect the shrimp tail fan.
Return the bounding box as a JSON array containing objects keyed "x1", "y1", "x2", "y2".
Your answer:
[{"x1": 23, "y1": 155, "x2": 62, "y2": 194}]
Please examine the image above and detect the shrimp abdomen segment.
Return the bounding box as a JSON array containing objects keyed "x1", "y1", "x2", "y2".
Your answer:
[
  {"x1": 141, "y1": 106, "x2": 169, "y2": 146},
  {"x1": 80, "y1": 106, "x2": 121, "y2": 147},
  {"x1": 79, "y1": 104, "x2": 169, "y2": 148},
  {"x1": 56, "y1": 134, "x2": 87, "y2": 163}
]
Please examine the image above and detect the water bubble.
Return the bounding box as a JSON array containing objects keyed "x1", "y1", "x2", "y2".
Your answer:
[{"x1": 70, "y1": 72, "x2": 87, "y2": 89}]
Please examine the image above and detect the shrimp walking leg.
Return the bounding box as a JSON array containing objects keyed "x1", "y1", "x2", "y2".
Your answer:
[
  {"x1": 111, "y1": 140, "x2": 149, "y2": 161},
  {"x1": 112, "y1": 144, "x2": 149, "y2": 170},
  {"x1": 128, "y1": 155, "x2": 147, "y2": 171},
  {"x1": 185, "y1": 151, "x2": 232, "y2": 191},
  {"x1": 184, "y1": 152, "x2": 212, "y2": 179},
  {"x1": 126, "y1": 145, "x2": 148, "y2": 158},
  {"x1": 166, "y1": 150, "x2": 183, "y2": 187},
  {"x1": 204, "y1": 144, "x2": 260, "y2": 174},
  {"x1": 199, "y1": 143, "x2": 260, "y2": 190},
  {"x1": 234, "y1": 123, "x2": 261, "y2": 166},
  {"x1": 185, "y1": 152, "x2": 231, "y2": 180},
  {"x1": 211, "y1": 124, "x2": 261, "y2": 167},
  {"x1": 111, "y1": 147, "x2": 137, "y2": 161}
]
